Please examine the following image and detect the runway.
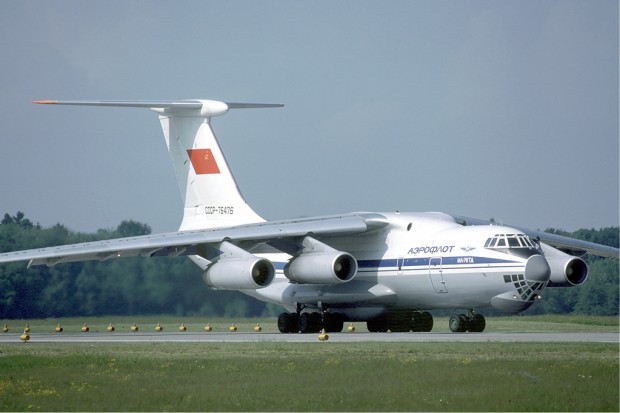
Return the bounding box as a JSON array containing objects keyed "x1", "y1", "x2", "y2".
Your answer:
[{"x1": 1, "y1": 331, "x2": 617, "y2": 344}]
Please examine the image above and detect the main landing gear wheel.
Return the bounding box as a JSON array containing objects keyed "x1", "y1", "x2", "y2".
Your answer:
[
  {"x1": 298, "y1": 312, "x2": 322, "y2": 333},
  {"x1": 277, "y1": 312, "x2": 299, "y2": 333},
  {"x1": 412, "y1": 311, "x2": 434, "y2": 332},
  {"x1": 387, "y1": 310, "x2": 413, "y2": 332},
  {"x1": 366, "y1": 316, "x2": 389, "y2": 332},
  {"x1": 448, "y1": 313, "x2": 486, "y2": 333},
  {"x1": 278, "y1": 311, "x2": 345, "y2": 333},
  {"x1": 368, "y1": 311, "x2": 434, "y2": 333},
  {"x1": 324, "y1": 313, "x2": 344, "y2": 333}
]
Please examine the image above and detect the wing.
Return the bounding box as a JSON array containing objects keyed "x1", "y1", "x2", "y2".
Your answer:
[
  {"x1": 453, "y1": 216, "x2": 619, "y2": 259},
  {"x1": 0, "y1": 213, "x2": 388, "y2": 267}
]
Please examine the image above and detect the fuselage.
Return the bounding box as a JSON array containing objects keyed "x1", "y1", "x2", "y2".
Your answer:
[{"x1": 243, "y1": 212, "x2": 547, "y2": 320}]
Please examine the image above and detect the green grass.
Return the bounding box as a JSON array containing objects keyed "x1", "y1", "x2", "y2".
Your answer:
[
  {"x1": 0, "y1": 342, "x2": 617, "y2": 411},
  {"x1": 2, "y1": 314, "x2": 618, "y2": 334},
  {"x1": 0, "y1": 316, "x2": 618, "y2": 411}
]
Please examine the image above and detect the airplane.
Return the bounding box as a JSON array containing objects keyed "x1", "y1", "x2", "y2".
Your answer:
[{"x1": 1, "y1": 99, "x2": 618, "y2": 333}]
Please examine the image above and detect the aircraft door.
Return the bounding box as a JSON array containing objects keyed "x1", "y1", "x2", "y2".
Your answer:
[
  {"x1": 429, "y1": 257, "x2": 447, "y2": 293},
  {"x1": 397, "y1": 257, "x2": 404, "y2": 275}
]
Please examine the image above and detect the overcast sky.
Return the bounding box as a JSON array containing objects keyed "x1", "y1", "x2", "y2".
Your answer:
[{"x1": 1, "y1": 1, "x2": 618, "y2": 235}]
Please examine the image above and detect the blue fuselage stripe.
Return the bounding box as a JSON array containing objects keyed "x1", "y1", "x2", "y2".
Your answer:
[{"x1": 271, "y1": 256, "x2": 520, "y2": 272}]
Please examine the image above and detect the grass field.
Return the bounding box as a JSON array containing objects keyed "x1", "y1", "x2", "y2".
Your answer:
[
  {"x1": 0, "y1": 315, "x2": 618, "y2": 411},
  {"x1": 2, "y1": 314, "x2": 618, "y2": 334}
]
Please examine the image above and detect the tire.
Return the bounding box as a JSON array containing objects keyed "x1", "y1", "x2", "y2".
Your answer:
[
  {"x1": 277, "y1": 312, "x2": 289, "y2": 333},
  {"x1": 325, "y1": 313, "x2": 344, "y2": 333},
  {"x1": 299, "y1": 313, "x2": 321, "y2": 333},
  {"x1": 411, "y1": 312, "x2": 423, "y2": 332},
  {"x1": 458, "y1": 314, "x2": 470, "y2": 332},
  {"x1": 469, "y1": 314, "x2": 486, "y2": 332},
  {"x1": 388, "y1": 310, "x2": 412, "y2": 332},
  {"x1": 448, "y1": 315, "x2": 459, "y2": 332},
  {"x1": 449, "y1": 314, "x2": 468, "y2": 333},
  {"x1": 277, "y1": 312, "x2": 299, "y2": 333},
  {"x1": 298, "y1": 313, "x2": 313, "y2": 333},
  {"x1": 420, "y1": 311, "x2": 434, "y2": 332},
  {"x1": 310, "y1": 312, "x2": 322, "y2": 333},
  {"x1": 367, "y1": 317, "x2": 388, "y2": 332}
]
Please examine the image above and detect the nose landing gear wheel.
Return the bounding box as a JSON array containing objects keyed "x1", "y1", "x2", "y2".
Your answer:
[
  {"x1": 449, "y1": 314, "x2": 469, "y2": 332},
  {"x1": 449, "y1": 313, "x2": 486, "y2": 332},
  {"x1": 468, "y1": 314, "x2": 486, "y2": 332}
]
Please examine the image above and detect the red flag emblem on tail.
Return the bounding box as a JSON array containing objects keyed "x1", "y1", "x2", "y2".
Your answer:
[{"x1": 187, "y1": 149, "x2": 220, "y2": 174}]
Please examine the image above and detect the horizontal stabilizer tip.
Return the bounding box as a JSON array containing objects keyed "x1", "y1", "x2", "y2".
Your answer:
[
  {"x1": 227, "y1": 103, "x2": 284, "y2": 109},
  {"x1": 32, "y1": 100, "x2": 58, "y2": 104}
]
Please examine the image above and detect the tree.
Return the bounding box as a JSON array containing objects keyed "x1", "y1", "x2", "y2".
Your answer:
[
  {"x1": 1, "y1": 211, "x2": 617, "y2": 318},
  {"x1": 116, "y1": 220, "x2": 152, "y2": 237},
  {"x1": 574, "y1": 260, "x2": 619, "y2": 316}
]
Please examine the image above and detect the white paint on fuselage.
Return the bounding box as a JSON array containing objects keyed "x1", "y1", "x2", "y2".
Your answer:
[{"x1": 242, "y1": 212, "x2": 531, "y2": 316}]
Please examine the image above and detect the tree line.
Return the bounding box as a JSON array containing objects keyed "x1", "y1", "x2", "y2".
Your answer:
[{"x1": 0, "y1": 212, "x2": 617, "y2": 319}]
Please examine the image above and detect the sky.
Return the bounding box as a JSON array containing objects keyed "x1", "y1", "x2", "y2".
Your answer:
[{"x1": 0, "y1": 1, "x2": 618, "y2": 235}]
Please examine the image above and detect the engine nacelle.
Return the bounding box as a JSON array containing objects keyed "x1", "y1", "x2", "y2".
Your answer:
[
  {"x1": 203, "y1": 257, "x2": 275, "y2": 290},
  {"x1": 201, "y1": 241, "x2": 275, "y2": 290},
  {"x1": 540, "y1": 242, "x2": 588, "y2": 287},
  {"x1": 546, "y1": 255, "x2": 588, "y2": 287},
  {"x1": 535, "y1": 242, "x2": 587, "y2": 289},
  {"x1": 284, "y1": 251, "x2": 357, "y2": 284},
  {"x1": 202, "y1": 241, "x2": 276, "y2": 290}
]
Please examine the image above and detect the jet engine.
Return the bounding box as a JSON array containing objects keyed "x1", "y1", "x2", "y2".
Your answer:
[
  {"x1": 284, "y1": 251, "x2": 357, "y2": 284},
  {"x1": 283, "y1": 236, "x2": 357, "y2": 284},
  {"x1": 202, "y1": 241, "x2": 275, "y2": 290},
  {"x1": 541, "y1": 244, "x2": 588, "y2": 287}
]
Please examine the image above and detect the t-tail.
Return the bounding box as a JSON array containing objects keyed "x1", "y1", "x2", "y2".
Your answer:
[{"x1": 33, "y1": 99, "x2": 283, "y2": 230}]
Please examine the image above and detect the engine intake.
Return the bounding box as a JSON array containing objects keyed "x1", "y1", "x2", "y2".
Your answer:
[
  {"x1": 547, "y1": 255, "x2": 588, "y2": 287},
  {"x1": 541, "y1": 243, "x2": 588, "y2": 287}
]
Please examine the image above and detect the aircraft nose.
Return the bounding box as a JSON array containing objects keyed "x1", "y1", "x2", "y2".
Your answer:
[{"x1": 525, "y1": 254, "x2": 551, "y2": 282}]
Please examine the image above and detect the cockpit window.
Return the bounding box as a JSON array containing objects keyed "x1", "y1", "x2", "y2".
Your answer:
[
  {"x1": 484, "y1": 233, "x2": 542, "y2": 258},
  {"x1": 507, "y1": 235, "x2": 520, "y2": 247}
]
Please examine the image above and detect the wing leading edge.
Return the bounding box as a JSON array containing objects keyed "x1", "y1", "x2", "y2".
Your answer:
[{"x1": 0, "y1": 213, "x2": 388, "y2": 267}]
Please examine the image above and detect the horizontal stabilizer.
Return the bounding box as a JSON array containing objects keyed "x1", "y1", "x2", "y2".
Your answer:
[{"x1": 33, "y1": 100, "x2": 283, "y2": 117}]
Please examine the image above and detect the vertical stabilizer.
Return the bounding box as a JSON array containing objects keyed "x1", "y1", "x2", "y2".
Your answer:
[{"x1": 33, "y1": 99, "x2": 283, "y2": 230}]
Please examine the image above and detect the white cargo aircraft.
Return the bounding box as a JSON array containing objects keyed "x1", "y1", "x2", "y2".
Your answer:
[{"x1": 1, "y1": 100, "x2": 618, "y2": 333}]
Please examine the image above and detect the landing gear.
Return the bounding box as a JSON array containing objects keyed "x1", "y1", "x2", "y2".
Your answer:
[
  {"x1": 278, "y1": 307, "x2": 485, "y2": 333},
  {"x1": 366, "y1": 311, "x2": 434, "y2": 332},
  {"x1": 277, "y1": 310, "x2": 345, "y2": 333},
  {"x1": 298, "y1": 312, "x2": 321, "y2": 333},
  {"x1": 366, "y1": 316, "x2": 389, "y2": 332},
  {"x1": 324, "y1": 313, "x2": 344, "y2": 333},
  {"x1": 411, "y1": 311, "x2": 434, "y2": 332},
  {"x1": 277, "y1": 312, "x2": 299, "y2": 333},
  {"x1": 448, "y1": 314, "x2": 469, "y2": 332},
  {"x1": 448, "y1": 311, "x2": 486, "y2": 333},
  {"x1": 387, "y1": 310, "x2": 412, "y2": 332},
  {"x1": 469, "y1": 314, "x2": 486, "y2": 332}
]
